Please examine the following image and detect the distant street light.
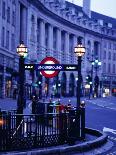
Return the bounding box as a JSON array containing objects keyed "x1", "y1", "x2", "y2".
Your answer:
[
  {"x1": 87, "y1": 55, "x2": 101, "y2": 98},
  {"x1": 93, "y1": 59, "x2": 101, "y2": 97}
]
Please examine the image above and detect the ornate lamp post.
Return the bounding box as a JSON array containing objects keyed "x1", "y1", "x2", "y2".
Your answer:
[
  {"x1": 74, "y1": 41, "x2": 85, "y2": 109},
  {"x1": 17, "y1": 41, "x2": 27, "y2": 115},
  {"x1": 73, "y1": 40, "x2": 86, "y2": 139}
]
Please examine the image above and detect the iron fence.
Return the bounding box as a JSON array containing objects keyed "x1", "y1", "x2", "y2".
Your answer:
[{"x1": 0, "y1": 108, "x2": 85, "y2": 151}]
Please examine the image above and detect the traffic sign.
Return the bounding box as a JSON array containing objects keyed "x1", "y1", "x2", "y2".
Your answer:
[{"x1": 40, "y1": 57, "x2": 60, "y2": 78}]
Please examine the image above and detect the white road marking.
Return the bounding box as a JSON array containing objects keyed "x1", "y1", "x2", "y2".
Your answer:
[
  {"x1": 103, "y1": 127, "x2": 116, "y2": 134},
  {"x1": 85, "y1": 99, "x2": 116, "y2": 111}
]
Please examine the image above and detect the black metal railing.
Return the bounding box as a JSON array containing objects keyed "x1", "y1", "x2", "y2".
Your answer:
[{"x1": 0, "y1": 108, "x2": 85, "y2": 151}]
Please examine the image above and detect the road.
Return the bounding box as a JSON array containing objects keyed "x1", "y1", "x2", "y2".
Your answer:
[
  {"x1": 85, "y1": 97, "x2": 116, "y2": 155},
  {"x1": 58, "y1": 96, "x2": 116, "y2": 154}
]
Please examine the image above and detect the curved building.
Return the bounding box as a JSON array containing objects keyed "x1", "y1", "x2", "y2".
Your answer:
[{"x1": 26, "y1": 0, "x2": 116, "y2": 98}]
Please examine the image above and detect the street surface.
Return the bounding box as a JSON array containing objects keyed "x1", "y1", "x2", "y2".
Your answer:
[
  {"x1": 0, "y1": 96, "x2": 116, "y2": 154},
  {"x1": 60, "y1": 96, "x2": 116, "y2": 155},
  {"x1": 85, "y1": 98, "x2": 116, "y2": 155}
]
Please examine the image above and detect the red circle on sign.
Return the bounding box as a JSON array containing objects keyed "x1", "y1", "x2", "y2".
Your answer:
[{"x1": 40, "y1": 57, "x2": 59, "y2": 78}]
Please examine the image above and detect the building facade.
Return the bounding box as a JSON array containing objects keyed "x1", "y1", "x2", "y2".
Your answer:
[
  {"x1": 0, "y1": 0, "x2": 116, "y2": 99},
  {"x1": 0, "y1": 0, "x2": 28, "y2": 98}
]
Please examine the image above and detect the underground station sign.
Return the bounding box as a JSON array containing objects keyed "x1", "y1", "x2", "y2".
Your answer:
[{"x1": 25, "y1": 57, "x2": 78, "y2": 78}]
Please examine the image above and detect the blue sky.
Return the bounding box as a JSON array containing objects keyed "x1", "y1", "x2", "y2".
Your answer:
[{"x1": 66, "y1": 0, "x2": 116, "y2": 19}]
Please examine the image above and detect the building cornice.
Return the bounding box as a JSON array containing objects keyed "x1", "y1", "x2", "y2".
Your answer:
[{"x1": 28, "y1": 0, "x2": 116, "y2": 41}]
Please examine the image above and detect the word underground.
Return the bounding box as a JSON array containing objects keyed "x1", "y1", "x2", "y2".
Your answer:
[{"x1": 38, "y1": 65, "x2": 62, "y2": 70}]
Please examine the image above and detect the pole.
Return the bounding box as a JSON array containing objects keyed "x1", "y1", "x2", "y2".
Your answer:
[
  {"x1": 17, "y1": 56, "x2": 25, "y2": 125},
  {"x1": 90, "y1": 64, "x2": 93, "y2": 99},
  {"x1": 76, "y1": 56, "x2": 82, "y2": 138},
  {"x1": 77, "y1": 56, "x2": 82, "y2": 109}
]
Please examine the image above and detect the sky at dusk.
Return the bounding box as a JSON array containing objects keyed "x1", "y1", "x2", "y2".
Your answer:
[{"x1": 66, "y1": 0, "x2": 116, "y2": 19}]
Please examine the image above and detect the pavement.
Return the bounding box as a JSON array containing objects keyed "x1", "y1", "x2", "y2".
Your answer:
[{"x1": 0, "y1": 96, "x2": 115, "y2": 154}]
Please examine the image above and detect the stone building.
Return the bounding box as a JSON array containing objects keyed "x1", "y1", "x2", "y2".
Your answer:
[
  {"x1": 0, "y1": 0, "x2": 28, "y2": 98},
  {"x1": 0, "y1": 0, "x2": 116, "y2": 99}
]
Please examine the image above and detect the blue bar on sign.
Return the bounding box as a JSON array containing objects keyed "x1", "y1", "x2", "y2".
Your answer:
[{"x1": 24, "y1": 64, "x2": 78, "y2": 71}]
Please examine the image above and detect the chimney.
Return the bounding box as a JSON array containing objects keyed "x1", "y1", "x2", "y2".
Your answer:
[{"x1": 82, "y1": 0, "x2": 91, "y2": 18}]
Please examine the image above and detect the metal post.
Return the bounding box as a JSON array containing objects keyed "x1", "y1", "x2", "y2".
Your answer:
[
  {"x1": 77, "y1": 56, "x2": 82, "y2": 109},
  {"x1": 17, "y1": 56, "x2": 25, "y2": 125},
  {"x1": 90, "y1": 64, "x2": 93, "y2": 99},
  {"x1": 81, "y1": 108, "x2": 85, "y2": 139},
  {"x1": 76, "y1": 56, "x2": 82, "y2": 138}
]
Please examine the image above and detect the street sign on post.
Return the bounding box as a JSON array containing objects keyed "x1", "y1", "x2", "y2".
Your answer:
[{"x1": 24, "y1": 57, "x2": 78, "y2": 78}]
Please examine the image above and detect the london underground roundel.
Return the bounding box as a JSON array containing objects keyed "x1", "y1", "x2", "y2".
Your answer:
[{"x1": 40, "y1": 57, "x2": 59, "y2": 78}]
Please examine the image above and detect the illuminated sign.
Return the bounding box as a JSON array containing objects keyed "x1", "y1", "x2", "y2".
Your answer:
[
  {"x1": 24, "y1": 57, "x2": 78, "y2": 78},
  {"x1": 24, "y1": 64, "x2": 78, "y2": 71},
  {"x1": 40, "y1": 57, "x2": 60, "y2": 78}
]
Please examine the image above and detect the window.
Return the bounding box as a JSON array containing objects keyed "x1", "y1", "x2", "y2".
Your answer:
[
  {"x1": 113, "y1": 53, "x2": 116, "y2": 61},
  {"x1": 103, "y1": 50, "x2": 106, "y2": 59},
  {"x1": 45, "y1": 24, "x2": 48, "y2": 47},
  {"x1": 1, "y1": 27, "x2": 5, "y2": 47},
  {"x1": 12, "y1": 0, "x2": 16, "y2": 5},
  {"x1": 37, "y1": 19, "x2": 40, "y2": 45},
  {"x1": 108, "y1": 63, "x2": 111, "y2": 73},
  {"x1": 31, "y1": 15, "x2": 35, "y2": 42},
  {"x1": 6, "y1": 31, "x2": 9, "y2": 49},
  {"x1": 104, "y1": 41, "x2": 107, "y2": 48},
  {"x1": 2, "y1": 1, "x2": 5, "y2": 19},
  {"x1": 113, "y1": 64, "x2": 115, "y2": 74},
  {"x1": 108, "y1": 52, "x2": 111, "y2": 60},
  {"x1": 108, "y1": 42, "x2": 111, "y2": 49},
  {"x1": 11, "y1": 33, "x2": 15, "y2": 51},
  {"x1": 61, "y1": 31, "x2": 65, "y2": 51},
  {"x1": 103, "y1": 63, "x2": 106, "y2": 73},
  {"x1": 69, "y1": 35, "x2": 73, "y2": 53},
  {"x1": 53, "y1": 28, "x2": 57, "y2": 49},
  {"x1": 12, "y1": 11, "x2": 15, "y2": 26},
  {"x1": 7, "y1": 7, "x2": 10, "y2": 23},
  {"x1": 113, "y1": 44, "x2": 116, "y2": 50}
]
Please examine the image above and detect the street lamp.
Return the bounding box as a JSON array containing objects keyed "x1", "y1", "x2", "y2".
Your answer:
[
  {"x1": 74, "y1": 41, "x2": 85, "y2": 109},
  {"x1": 87, "y1": 55, "x2": 101, "y2": 99},
  {"x1": 93, "y1": 59, "x2": 101, "y2": 75},
  {"x1": 17, "y1": 41, "x2": 27, "y2": 115},
  {"x1": 93, "y1": 59, "x2": 101, "y2": 97}
]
